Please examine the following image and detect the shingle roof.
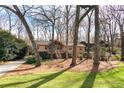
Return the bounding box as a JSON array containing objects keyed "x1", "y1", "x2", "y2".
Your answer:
[{"x1": 36, "y1": 40, "x2": 85, "y2": 47}]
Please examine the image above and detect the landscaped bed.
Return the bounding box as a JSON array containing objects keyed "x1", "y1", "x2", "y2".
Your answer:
[
  {"x1": 0, "y1": 59, "x2": 123, "y2": 88},
  {"x1": 5, "y1": 59, "x2": 120, "y2": 76}
]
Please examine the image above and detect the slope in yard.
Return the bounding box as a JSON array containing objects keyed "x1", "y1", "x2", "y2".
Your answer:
[
  {"x1": 0, "y1": 64, "x2": 124, "y2": 88},
  {"x1": 0, "y1": 59, "x2": 123, "y2": 88},
  {"x1": 6, "y1": 59, "x2": 120, "y2": 76}
]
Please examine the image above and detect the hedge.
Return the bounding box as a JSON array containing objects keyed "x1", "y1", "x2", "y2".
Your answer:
[{"x1": 0, "y1": 30, "x2": 28, "y2": 61}]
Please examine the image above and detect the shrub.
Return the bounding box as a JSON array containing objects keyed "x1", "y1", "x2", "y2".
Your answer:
[
  {"x1": 111, "y1": 54, "x2": 121, "y2": 61},
  {"x1": 0, "y1": 48, "x2": 5, "y2": 61},
  {"x1": 0, "y1": 30, "x2": 28, "y2": 61},
  {"x1": 115, "y1": 55, "x2": 121, "y2": 60},
  {"x1": 113, "y1": 48, "x2": 121, "y2": 55},
  {"x1": 79, "y1": 55, "x2": 83, "y2": 60},
  {"x1": 61, "y1": 53, "x2": 72, "y2": 58},
  {"x1": 83, "y1": 52, "x2": 93, "y2": 59},
  {"x1": 25, "y1": 56, "x2": 36, "y2": 64},
  {"x1": 14, "y1": 47, "x2": 28, "y2": 60},
  {"x1": 100, "y1": 47, "x2": 108, "y2": 61},
  {"x1": 39, "y1": 52, "x2": 50, "y2": 59},
  {"x1": 25, "y1": 56, "x2": 43, "y2": 65},
  {"x1": 61, "y1": 53, "x2": 66, "y2": 58},
  {"x1": 100, "y1": 48, "x2": 106, "y2": 56}
]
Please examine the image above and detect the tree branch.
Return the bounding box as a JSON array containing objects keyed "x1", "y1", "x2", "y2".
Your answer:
[
  {"x1": 0, "y1": 5, "x2": 17, "y2": 14},
  {"x1": 79, "y1": 6, "x2": 94, "y2": 23}
]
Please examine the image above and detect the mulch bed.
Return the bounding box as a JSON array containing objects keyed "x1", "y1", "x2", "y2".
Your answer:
[{"x1": 5, "y1": 59, "x2": 120, "y2": 76}]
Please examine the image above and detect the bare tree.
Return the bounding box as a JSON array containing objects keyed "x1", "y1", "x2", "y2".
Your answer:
[
  {"x1": 99, "y1": 7, "x2": 118, "y2": 57},
  {"x1": 86, "y1": 10, "x2": 94, "y2": 58},
  {"x1": 109, "y1": 5, "x2": 124, "y2": 61},
  {"x1": 30, "y1": 5, "x2": 62, "y2": 41},
  {"x1": 55, "y1": 18, "x2": 65, "y2": 41},
  {"x1": 5, "y1": 9, "x2": 12, "y2": 32},
  {"x1": 70, "y1": 5, "x2": 80, "y2": 66},
  {"x1": 71, "y1": 5, "x2": 95, "y2": 66},
  {"x1": 0, "y1": 5, "x2": 41, "y2": 67},
  {"x1": 65, "y1": 5, "x2": 75, "y2": 59}
]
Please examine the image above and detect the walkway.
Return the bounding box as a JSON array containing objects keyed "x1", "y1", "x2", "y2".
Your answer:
[{"x1": 0, "y1": 60, "x2": 25, "y2": 77}]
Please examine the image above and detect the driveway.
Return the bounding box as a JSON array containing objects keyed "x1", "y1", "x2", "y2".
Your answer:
[{"x1": 0, "y1": 60, "x2": 25, "y2": 77}]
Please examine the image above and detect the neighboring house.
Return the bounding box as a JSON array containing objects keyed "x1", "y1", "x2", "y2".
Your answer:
[
  {"x1": 80, "y1": 41, "x2": 95, "y2": 51},
  {"x1": 80, "y1": 40, "x2": 109, "y2": 51},
  {"x1": 63, "y1": 43, "x2": 85, "y2": 57},
  {"x1": 37, "y1": 40, "x2": 85, "y2": 58}
]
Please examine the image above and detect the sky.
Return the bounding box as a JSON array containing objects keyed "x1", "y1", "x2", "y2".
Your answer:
[{"x1": 0, "y1": 5, "x2": 121, "y2": 44}]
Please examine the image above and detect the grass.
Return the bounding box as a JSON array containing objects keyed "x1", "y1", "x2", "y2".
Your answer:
[{"x1": 0, "y1": 63, "x2": 124, "y2": 88}]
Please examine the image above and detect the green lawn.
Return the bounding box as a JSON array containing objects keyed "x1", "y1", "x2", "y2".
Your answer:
[{"x1": 0, "y1": 63, "x2": 124, "y2": 88}]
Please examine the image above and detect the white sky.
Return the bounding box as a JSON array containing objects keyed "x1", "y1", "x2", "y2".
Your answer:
[{"x1": 0, "y1": 5, "x2": 122, "y2": 43}]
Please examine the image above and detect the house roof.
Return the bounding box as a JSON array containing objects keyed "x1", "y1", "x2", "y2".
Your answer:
[
  {"x1": 36, "y1": 41, "x2": 49, "y2": 45},
  {"x1": 37, "y1": 40, "x2": 85, "y2": 47},
  {"x1": 49, "y1": 40, "x2": 64, "y2": 46},
  {"x1": 64, "y1": 43, "x2": 85, "y2": 47}
]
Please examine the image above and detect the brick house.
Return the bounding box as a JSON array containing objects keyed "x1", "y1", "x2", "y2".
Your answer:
[{"x1": 37, "y1": 40, "x2": 85, "y2": 58}]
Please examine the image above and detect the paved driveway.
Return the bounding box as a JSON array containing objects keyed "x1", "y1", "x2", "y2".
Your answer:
[{"x1": 0, "y1": 60, "x2": 25, "y2": 76}]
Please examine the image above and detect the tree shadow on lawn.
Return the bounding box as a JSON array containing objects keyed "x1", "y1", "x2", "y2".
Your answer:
[
  {"x1": 99, "y1": 71, "x2": 124, "y2": 88},
  {"x1": 80, "y1": 62, "x2": 123, "y2": 88},
  {"x1": 0, "y1": 65, "x2": 76, "y2": 88},
  {"x1": 0, "y1": 59, "x2": 87, "y2": 88},
  {"x1": 0, "y1": 67, "x2": 35, "y2": 78},
  {"x1": 27, "y1": 67, "x2": 72, "y2": 88},
  {"x1": 0, "y1": 68, "x2": 70, "y2": 88},
  {"x1": 8, "y1": 67, "x2": 36, "y2": 73},
  {"x1": 26, "y1": 59, "x2": 87, "y2": 88},
  {"x1": 80, "y1": 64, "x2": 99, "y2": 88}
]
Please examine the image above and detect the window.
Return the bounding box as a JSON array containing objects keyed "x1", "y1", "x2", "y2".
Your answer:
[
  {"x1": 37, "y1": 45, "x2": 40, "y2": 50},
  {"x1": 80, "y1": 48, "x2": 83, "y2": 50},
  {"x1": 69, "y1": 47, "x2": 72, "y2": 50},
  {"x1": 45, "y1": 46, "x2": 48, "y2": 50}
]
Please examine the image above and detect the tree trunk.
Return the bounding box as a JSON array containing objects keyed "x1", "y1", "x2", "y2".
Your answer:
[
  {"x1": 120, "y1": 25, "x2": 124, "y2": 61},
  {"x1": 87, "y1": 18, "x2": 91, "y2": 58},
  {"x1": 109, "y1": 24, "x2": 114, "y2": 53},
  {"x1": 36, "y1": 26, "x2": 39, "y2": 41},
  {"x1": 50, "y1": 23, "x2": 55, "y2": 59},
  {"x1": 60, "y1": 33, "x2": 62, "y2": 41},
  {"x1": 13, "y1": 6, "x2": 41, "y2": 67},
  {"x1": 65, "y1": 5, "x2": 69, "y2": 59},
  {"x1": 52, "y1": 24, "x2": 55, "y2": 41},
  {"x1": 111, "y1": 36, "x2": 114, "y2": 53},
  {"x1": 56, "y1": 33, "x2": 59, "y2": 40},
  {"x1": 70, "y1": 6, "x2": 80, "y2": 66},
  {"x1": 94, "y1": 5, "x2": 100, "y2": 65}
]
